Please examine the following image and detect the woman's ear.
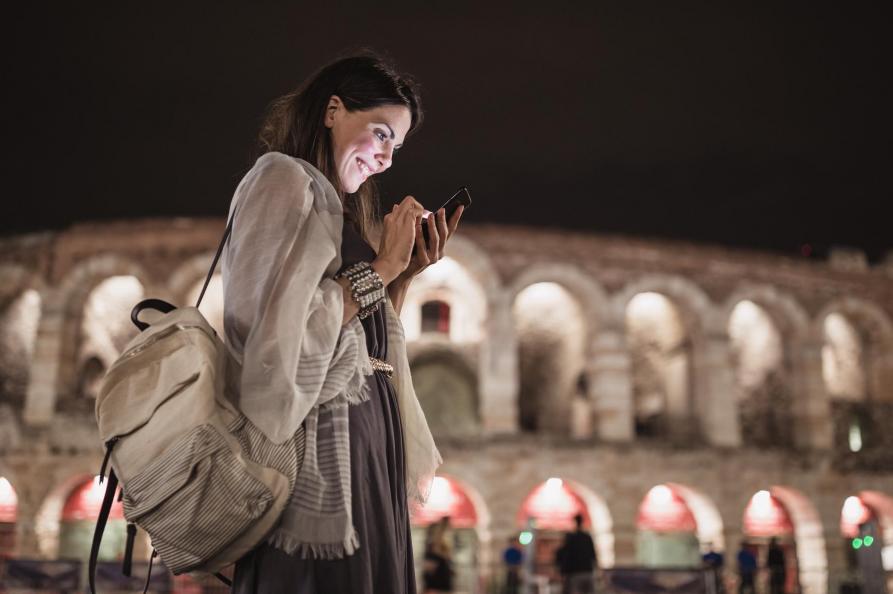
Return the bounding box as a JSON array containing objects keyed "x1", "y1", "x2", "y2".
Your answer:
[{"x1": 325, "y1": 95, "x2": 343, "y2": 129}]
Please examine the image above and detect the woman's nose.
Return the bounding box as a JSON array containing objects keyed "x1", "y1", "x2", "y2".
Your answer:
[{"x1": 376, "y1": 145, "x2": 394, "y2": 171}]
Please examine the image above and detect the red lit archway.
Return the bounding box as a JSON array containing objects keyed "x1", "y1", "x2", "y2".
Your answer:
[
  {"x1": 412, "y1": 475, "x2": 478, "y2": 529},
  {"x1": 58, "y1": 476, "x2": 126, "y2": 561},
  {"x1": 841, "y1": 496, "x2": 874, "y2": 538},
  {"x1": 637, "y1": 485, "x2": 696, "y2": 532},
  {"x1": 61, "y1": 476, "x2": 124, "y2": 521},
  {"x1": 517, "y1": 478, "x2": 590, "y2": 531},
  {"x1": 411, "y1": 475, "x2": 485, "y2": 594},
  {"x1": 635, "y1": 484, "x2": 701, "y2": 568},
  {"x1": 743, "y1": 489, "x2": 794, "y2": 537},
  {"x1": 0, "y1": 476, "x2": 17, "y2": 556},
  {"x1": 0, "y1": 477, "x2": 17, "y2": 523}
]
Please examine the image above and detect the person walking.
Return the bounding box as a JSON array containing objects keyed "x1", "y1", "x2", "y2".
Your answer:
[
  {"x1": 767, "y1": 538, "x2": 786, "y2": 594},
  {"x1": 226, "y1": 51, "x2": 463, "y2": 594},
  {"x1": 422, "y1": 518, "x2": 454, "y2": 593},
  {"x1": 502, "y1": 536, "x2": 524, "y2": 594},
  {"x1": 557, "y1": 514, "x2": 597, "y2": 594},
  {"x1": 736, "y1": 543, "x2": 757, "y2": 594}
]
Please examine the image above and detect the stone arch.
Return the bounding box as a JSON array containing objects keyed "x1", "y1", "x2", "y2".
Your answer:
[
  {"x1": 53, "y1": 256, "x2": 155, "y2": 410},
  {"x1": 569, "y1": 479, "x2": 615, "y2": 568},
  {"x1": 814, "y1": 297, "x2": 893, "y2": 402},
  {"x1": 0, "y1": 468, "x2": 19, "y2": 556},
  {"x1": 0, "y1": 284, "x2": 42, "y2": 407},
  {"x1": 858, "y1": 490, "x2": 893, "y2": 554},
  {"x1": 409, "y1": 346, "x2": 480, "y2": 438},
  {"x1": 412, "y1": 472, "x2": 493, "y2": 591},
  {"x1": 34, "y1": 467, "x2": 98, "y2": 559},
  {"x1": 722, "y1": 287, "x2": 809, "y2": 449},
  {"x1": 402, "y1": 256, "x2": 488, "y2": 345},
  {"x1": 169, "y1": 253, "x2": 225, "y2": 337},
  {"x1": 442, "y1": 234, "x2": 502, "y2": 300},
  {"x1": 615, "y1": 276, "x2": 712, "y2": 442},
  {"x1": 515, "y1": 476, "x2": 615, "y2": 569},
  {"x1": 506, "y1": 263, "x2": 610, "y2": 340},
  {"x1": 669, "y1": 483, "x2": 725, "y2": 552},
  {"x1": 167, "y1": 251, "x2": 217, "y2": 304},
  {"x1": 509, "y1": 277, "x2": 592, "y2": 434},
  {"x1": 610, "y1": 274, "x2": 712, "y2": 335},
  {"x1": 770, "y1": 486, "x2": 828, "y2": 594}
]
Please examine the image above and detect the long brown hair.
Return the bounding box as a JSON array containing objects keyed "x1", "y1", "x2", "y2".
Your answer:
[{"x1": 256, "y1": 51, "x2": 423, "y2": 241}]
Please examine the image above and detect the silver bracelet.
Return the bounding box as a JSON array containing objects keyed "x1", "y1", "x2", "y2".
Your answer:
[{"x1": 338, "y1": 262, "x2": 385, "y2": 319}]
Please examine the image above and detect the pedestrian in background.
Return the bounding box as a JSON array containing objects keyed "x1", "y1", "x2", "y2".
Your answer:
[
  {"x1": 736, "y1": 542, "x2": 757, "y2": 594},
  {"x1": 767, "y1": 538, "x2": 786, "y2": 594},
  {"x1": 422, "y1": 517, "x2": 454, "y2": 593},
  {"x1": 502, "y1": 535, "x2": 524, "y2": 594},
  {"x1": 556, "y1": 514, "x2": 597, "y2": 594}
]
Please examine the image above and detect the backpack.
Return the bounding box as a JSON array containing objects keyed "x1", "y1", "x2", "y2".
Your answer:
[{"x1": 88, "y1": 216, "x2": 305, "y2": 593}]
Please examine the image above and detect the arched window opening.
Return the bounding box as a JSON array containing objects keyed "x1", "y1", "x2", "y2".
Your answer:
[
  {"x1": 401, "y1": 257, "x2": 485, "y2": 344},
  {"x1": 513, "y1": 283, "x2": 586, "y2": 434},
  {"x1": 59, "y1": 476, "x2": 126, "y2": 561},
  {"x1": 77, "y1": 356, "x2": 106, "y2": 400},
  {"x1": 186, "y1": 273, "x2": 224, "y2": 337},
  {"x1": 823, "y1": 313, "x2": 867, "y2": 401},
  {"x1": 626, "y1": 293, "x2": 693, "y2": 441},
  {"x1": 421, "y1": 300, "x2": 451, "y2": 335},
  {"x1": 411, "y1": 475, "x2": 481, "y2": 594},
  {"x1": 0, "y1": 476, "x2": 18, "y2": 555},
  {"x1": 728, "y1": 301, "x2": 791, "y2": 447},
  {"x1": 80, "y1": 276, "x2": 145, "y2": 382},
  {"x1": 0, "y1": 289, "x2": 41, "y2": 405},
  {"x1": 635, "y1": 484, "x2": 699, "y2": 568},
  {"x1": 820, "y1": 312, "x2": 892, "y2": 467},
  {"x1": 411, "y1": 355, "x2": 479, "y2": 438}
]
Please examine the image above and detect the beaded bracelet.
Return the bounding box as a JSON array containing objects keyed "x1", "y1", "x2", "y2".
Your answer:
[{"x1": 338, "y1": 261, "x2": 385, "y2": 319}]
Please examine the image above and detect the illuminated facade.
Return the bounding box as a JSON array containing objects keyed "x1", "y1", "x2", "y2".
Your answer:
[{"x1": 1, "y1": 219, "x2": 892, "y2": 593}]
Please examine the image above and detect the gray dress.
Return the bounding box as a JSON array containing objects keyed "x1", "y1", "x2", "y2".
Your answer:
[{"x1": 232, "y1": 221, "x2": 416, "y2": 594}]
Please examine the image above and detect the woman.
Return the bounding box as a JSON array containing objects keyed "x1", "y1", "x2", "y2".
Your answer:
[{"x1": 223, "y1": 53, "x2": 462, "y2": 593}]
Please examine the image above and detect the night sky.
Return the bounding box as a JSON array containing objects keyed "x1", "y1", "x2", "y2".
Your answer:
[{"x1": 3, "y1": 4, "x2": 890, "y2": 261}]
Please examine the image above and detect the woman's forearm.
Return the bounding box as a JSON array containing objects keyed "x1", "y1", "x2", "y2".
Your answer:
[
  {"x1": 387, "y1": 275, "x2": 412, "y2": 315},
  {"x1": 338, "y1": 276, "x2": 360, "y2": 325}
]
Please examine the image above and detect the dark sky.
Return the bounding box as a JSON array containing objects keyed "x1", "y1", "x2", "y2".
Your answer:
[{"x1": 3, "y1": 4, "x2": 890, "y2": 260}]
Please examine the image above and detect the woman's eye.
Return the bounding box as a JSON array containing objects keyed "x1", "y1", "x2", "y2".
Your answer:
[{"x1": 375, "y1": 130, "x2": 387, "y2": 142}]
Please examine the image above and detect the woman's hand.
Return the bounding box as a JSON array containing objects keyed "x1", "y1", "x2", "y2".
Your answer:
[
  {"x1": 387, "y1": 203, "x2": 464, "y2": 315},
  {"x1": 373, "y1": 195, "x2": 426, "y2": 285},
  {"x1": 400, "y1": 204, "x2": 464, "y2": 280}
]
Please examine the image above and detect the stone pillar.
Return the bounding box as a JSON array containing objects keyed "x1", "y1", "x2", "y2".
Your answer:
[
  {"x1": 611, "y1": 519, "x2": 638, "y2": 566},
  {"x1": 697, "y1": 333, "x2": 741, "y2": 447},
  {"x1": 590, "y1": 328, "x2": 634, "y2": 442},
  {"x1": 23, "y1": 289, "x2": 65, "y2": 426},
  {"x1": 793, "y1": 343, "x2": 833, "y2": 450},
  {"x1": 479, "y1": 291, "x2": 518, "y2": 434}
]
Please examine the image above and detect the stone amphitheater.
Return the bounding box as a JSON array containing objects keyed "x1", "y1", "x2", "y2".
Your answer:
[{"x1": 1, "y1": 218, "x2": 891, "y2": 593}]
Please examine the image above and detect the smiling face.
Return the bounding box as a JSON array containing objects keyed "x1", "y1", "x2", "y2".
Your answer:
[{"x1": 325, "y1": 96, "x2": 412, "y2": 194}]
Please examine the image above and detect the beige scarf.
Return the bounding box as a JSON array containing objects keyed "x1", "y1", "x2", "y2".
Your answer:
[{"x1": 222, "y1": 152, "x2": 441, "y2": 558}]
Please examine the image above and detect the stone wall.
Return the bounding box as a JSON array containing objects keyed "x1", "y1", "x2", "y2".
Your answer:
[{"x1": 1, "y1": 218, "x2": 892, "y2": 594}]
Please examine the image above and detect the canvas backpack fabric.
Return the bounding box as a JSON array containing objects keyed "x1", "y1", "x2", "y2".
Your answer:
[{"x1": 89, "y1": 219, "x2": 305, "y2": 592}]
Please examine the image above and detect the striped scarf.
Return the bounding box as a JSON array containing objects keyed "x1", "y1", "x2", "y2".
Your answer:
[{"x1": 223, "y1": 153, "x2": 440, "y2": 560}]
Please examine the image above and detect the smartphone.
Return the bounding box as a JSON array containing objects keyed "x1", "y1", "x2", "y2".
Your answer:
[{"x1": 421, "y1": 186, "x2": 472, "y2": 245}]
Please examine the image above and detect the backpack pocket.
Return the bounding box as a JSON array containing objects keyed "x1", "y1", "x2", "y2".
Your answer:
[{"x1": 122, "y1": 423, "x2": 274, "y2": 574}]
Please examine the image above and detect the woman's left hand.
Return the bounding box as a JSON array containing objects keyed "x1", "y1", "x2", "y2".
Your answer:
[{"x1": 398, "y1": 205, "x2": 464, "y2": 282}]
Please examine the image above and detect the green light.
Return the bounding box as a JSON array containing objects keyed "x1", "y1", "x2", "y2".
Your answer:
[
  {"x1": 852, "y1": 537, "x2": 863, "y2": 550},
  {"x1": 519, "y1": 531, "x2": 533, "y2": 546},
  {"x1": 863, "y1": 536, "x2": 874, "y2": 547}
]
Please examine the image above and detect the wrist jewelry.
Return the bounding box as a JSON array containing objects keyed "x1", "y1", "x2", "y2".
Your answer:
[{"x1": 338, "y1": 262, "x2": 385, "y2": 319}]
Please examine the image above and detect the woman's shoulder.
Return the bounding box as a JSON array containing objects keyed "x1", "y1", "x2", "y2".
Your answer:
[{"x1": 250, "y1": 151, "x2": 315, "y2": 185}]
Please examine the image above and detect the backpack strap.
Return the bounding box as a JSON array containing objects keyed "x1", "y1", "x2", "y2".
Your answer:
[
  {"x1": 195, "y1": 211, "x2": 236, "y2": 309},
  {"x1": 88, "y1": 466, "x2": 119, "y2": 594}
]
